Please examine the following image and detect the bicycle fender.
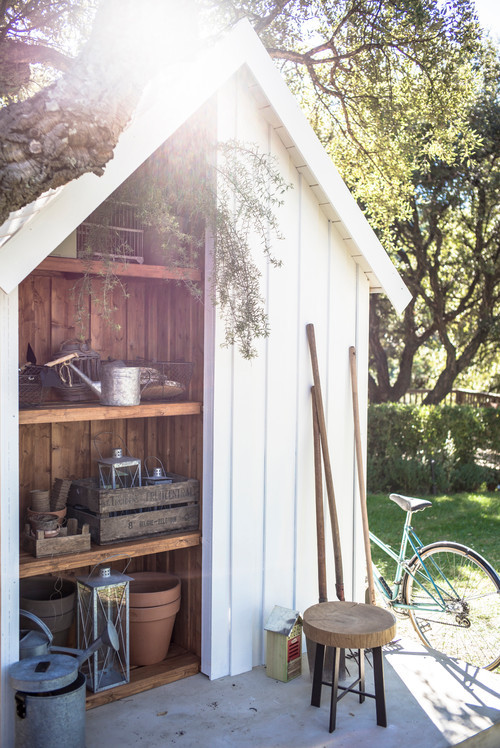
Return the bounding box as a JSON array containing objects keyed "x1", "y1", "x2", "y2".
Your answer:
[{"x1": 406, "y1": 541, "x2": 500, "y2": 582}]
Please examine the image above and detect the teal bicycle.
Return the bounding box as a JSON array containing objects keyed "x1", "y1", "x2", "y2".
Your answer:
[{"x1": 369, "y1": 493, "x2": 500, "y2": 671}]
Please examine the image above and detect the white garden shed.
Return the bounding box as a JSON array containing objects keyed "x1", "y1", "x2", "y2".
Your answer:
[{"x1": 0, "y1": 19, "x2": 410, "y2": 743}]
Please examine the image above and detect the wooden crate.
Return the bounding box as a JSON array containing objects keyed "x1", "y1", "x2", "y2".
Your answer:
[
  {"x1": 22, "y1": 521, "x2": 91, "y2": 558},
  {"x1": 67, "y1": 474, "x2": 199, "y2": 545},
  {"x1": 68, "y1": 474, "x2": 198, "y2": 514}
]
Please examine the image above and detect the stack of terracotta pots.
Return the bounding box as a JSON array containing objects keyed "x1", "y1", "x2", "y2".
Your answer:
[
  {"x1": 20, "y1": 576, "x2": 76, "y2": 646},
  {"x1": 129, "y1": 572, "x2": 181, "y2": 666}
]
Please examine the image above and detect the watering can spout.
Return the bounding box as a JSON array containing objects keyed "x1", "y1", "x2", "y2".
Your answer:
[
  {"x1": 44, "y1": 351, "x2": 102, "y2": 396},
  {"x1": 76, "y1": 621, "x2": 119, "y2": 666},
  {"x1": 46, "y1": 352, "x2": 141, "y2": 406},
  {"x1": 66, "y1": 361, "x2": 102, "y2": 396}
]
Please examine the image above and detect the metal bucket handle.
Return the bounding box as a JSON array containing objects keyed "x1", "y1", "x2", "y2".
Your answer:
[
  {"x1": 20, "y1": 609, "x2": 53, "y2": 647},
  {"x1": 93, "y1": 432, "x2": 131, "y2": 461},
  {"x1": 144, "y1": 455, "x2": 167, "y2": 478}
]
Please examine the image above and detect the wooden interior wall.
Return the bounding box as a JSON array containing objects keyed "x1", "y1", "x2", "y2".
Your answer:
[{"x1": 18, "y1": 269, "x2": 204, "y2": 655}]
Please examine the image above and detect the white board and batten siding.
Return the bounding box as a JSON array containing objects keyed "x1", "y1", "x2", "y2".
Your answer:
[{"x1": 202, "y1": 72, "x2": 370, "y2": 679}]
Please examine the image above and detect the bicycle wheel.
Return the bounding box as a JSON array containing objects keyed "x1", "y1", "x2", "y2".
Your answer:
[{"x1": 403, "y1": 541, "x2": 500, "y2": 670}]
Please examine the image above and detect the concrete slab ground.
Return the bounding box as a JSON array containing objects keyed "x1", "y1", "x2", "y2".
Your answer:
[{"x1": 85, "y1": 637, "x2": 500, "y2": 747}]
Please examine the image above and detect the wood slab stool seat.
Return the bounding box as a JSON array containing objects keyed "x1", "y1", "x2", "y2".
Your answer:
[{"x1": 303, "y1": 601, "x2": 397, "y2": 733}]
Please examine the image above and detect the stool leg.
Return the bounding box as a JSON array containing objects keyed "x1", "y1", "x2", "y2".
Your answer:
[
  {"x1": 358, "y1": 649, "x2": 365, "y2": 704},
  {"x1": 328, "y1": 647, "x2": 341, "y2": 733},
  {"x1": 311, "y1": 643, "x2": 325, "y2": 707},
  {"x1": 372, "y1": 646, "x2": 387, "y2": 727}
]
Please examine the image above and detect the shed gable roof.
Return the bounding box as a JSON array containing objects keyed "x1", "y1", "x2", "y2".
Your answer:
[{"x1": 0, "y1": 20, "x2": 410, "y2": 313}]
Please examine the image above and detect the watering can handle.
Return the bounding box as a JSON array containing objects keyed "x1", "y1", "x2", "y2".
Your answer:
[{"x1": 20, "y1": 609, "x2": 54, "y2": 647}]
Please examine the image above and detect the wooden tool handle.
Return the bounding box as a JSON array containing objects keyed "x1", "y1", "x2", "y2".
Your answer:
[
  {"x1": 312, "y1": 386, "x2": 328, "y2": 603},
  {"x1": 349, "y1": 346, "x2": 376, "y2": 605},
  {"x1": 44, "y1": 352, "x2": 79, "y2": 367},
  {"x1": 307, "y1": 324, "x2": 344, "y2": 601}
]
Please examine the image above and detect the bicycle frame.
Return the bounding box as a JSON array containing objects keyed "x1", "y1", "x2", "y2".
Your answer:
[{"x1": 369, "y1": 510, "x2": 462, "y2": 614}]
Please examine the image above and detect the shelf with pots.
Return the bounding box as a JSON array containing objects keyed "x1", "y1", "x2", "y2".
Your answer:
[{"x1": 19, "y1": 530, "x2": 202, "y2": 579}]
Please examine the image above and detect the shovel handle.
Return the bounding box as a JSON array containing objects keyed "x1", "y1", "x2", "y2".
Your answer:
[
  {"x1": 307, "y1": 324, "x2": 344, "y2": 602},
  {"x1": 349, "y1": 346, "x2": 376, "y2": 605}
]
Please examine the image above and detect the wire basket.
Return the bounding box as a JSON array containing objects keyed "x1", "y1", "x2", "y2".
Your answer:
[
  {"x1": 19, "y1": 366, "x2": 46, "y2": 407},
  {"x1": 129, "y1": 361, "x2": 194, "y2": 402}
]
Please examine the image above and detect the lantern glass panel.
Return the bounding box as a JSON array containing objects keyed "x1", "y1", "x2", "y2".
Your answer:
[{"x1": 77, "y1": 573, "x2": 130, "y2": 693}]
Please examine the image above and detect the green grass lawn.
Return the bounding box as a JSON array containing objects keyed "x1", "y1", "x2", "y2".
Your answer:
[{"x1": 368, "y1": 491, "x2": 500, "y2": 581}]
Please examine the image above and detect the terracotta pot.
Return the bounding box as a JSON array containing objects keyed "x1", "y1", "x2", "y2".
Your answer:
[
  {"x1": 129, "y1": 572, "x2": 181, "y2": 607},
  {"x1": 129, "y1": 572, "x2": 181, "y2": 666},
  {"x1": 20, "y1": 576, "x2": 76, "y2": 646},
  {"x1": 27, "y1": 506, "x2": 67, "y2": 523}
]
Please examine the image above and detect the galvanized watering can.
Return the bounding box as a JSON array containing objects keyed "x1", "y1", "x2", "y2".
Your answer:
[
  {"x1": 12, "y1": 611, "x2": 120, "y2": 748},
  {"x1": 46, "y1": 352, "x2": 142, "y2": 406}
]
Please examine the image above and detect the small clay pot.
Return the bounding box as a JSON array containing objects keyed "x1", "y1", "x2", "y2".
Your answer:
[
  {"x1": 28, "y1": 512, "x2": 60, "y2": 538},
  {"x1": 27, "y1": 506, "x2": 67, "y2": 524},
  {"x1": 28, "y1": 512, "x2": 59, "y2": 531}
]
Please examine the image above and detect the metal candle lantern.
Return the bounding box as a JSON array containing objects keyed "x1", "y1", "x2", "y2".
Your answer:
[
  {"x1": 143, "y1": 456, "x2": 173, "y2": 486},
  {"x1": 76, "y1": 566, "x2": 132, "y2": 693},
  {"x1": 94, "y1": 433, "x2": 141, "y2": 489}
]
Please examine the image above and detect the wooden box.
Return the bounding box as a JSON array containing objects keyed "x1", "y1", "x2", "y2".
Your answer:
[
  {"x1": 67, "y1": 474, "x2": 199, "y2": 545},
  {"x1": 22, "y1": 522, "x2": 91, "y2": 558}
]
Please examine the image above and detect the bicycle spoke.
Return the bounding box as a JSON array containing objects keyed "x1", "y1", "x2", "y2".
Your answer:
[{"x1": 404, "y1": 545, "x2": 500, "y2": 670}]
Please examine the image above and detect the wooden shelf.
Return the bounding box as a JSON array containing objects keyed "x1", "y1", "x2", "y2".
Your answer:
[
  {"x1": 19, "y1": 530, "x2": 201, "y2": 578},
  {"x1": 85, "y1": 645, "x2": 200, "y2": 710},
  {"x1": 19, "y1": 400, "x2": 202, "y2": 425},
  {"x1": 35, "y1": 256, "x2": 202, "y2": 282}
]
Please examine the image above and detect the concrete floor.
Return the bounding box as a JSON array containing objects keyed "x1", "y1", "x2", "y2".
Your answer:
[{"x1": 85, "y1": 636, "x2": 500, "y2": 748}]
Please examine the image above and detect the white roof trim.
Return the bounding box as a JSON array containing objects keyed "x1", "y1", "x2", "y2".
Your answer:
[{"x1": 0, "y1": 20, "x2": 410, "y2": 313}]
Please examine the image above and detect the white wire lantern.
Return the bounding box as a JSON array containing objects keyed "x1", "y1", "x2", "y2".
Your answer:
[{"x1": 77, "y1": 566, "x2": 132, "y2": 692}]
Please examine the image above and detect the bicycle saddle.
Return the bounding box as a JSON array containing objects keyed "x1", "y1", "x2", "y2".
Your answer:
[{"x1": 389, "y1": 493, "x2": 432, "y2": 513}]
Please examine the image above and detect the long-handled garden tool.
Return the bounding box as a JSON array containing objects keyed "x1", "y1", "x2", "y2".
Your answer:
[
  {"x1": 306, "y1": 323, "x2": 344, "y2": 602},
  {"x1": 349, "y1": 345, "x2": 376, "y2": 605}
]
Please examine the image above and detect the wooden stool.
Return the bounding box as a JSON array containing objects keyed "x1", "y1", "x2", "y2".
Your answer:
[{"x1": 303, "y1": 601, "x2": 396, "y2": 733}]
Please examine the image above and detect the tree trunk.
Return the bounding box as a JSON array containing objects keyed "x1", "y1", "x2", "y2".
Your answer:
[{"x1": 0, "y1": 0, "x2": 196, "y2": 226}]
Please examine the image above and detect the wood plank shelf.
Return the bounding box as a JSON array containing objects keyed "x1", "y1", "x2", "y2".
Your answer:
[
  {"x1": 35, "y1": 256, "x2": 202, "y2": 282},
  {"x1": 19, "y1": 401, "x2": 202, "y2": 425},
  {"x1": 19, "y1": 530, "x2": 201, "y2": 578},
  {"x1": 85, "y1": 645, "x2": 200, "y2": 710}
]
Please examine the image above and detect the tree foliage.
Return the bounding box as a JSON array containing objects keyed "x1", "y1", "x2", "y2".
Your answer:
[
  {"x1": 369, "y1": 50, "x2": 500, "y2": 403},
  {"x1": 0, "y1": 1, "x2": 483, "y2": 227},
  {"x1": 206, "y1": 1, "x2": 483, "y2": 229},
  {"x1": 0, "y1": 0, "x2": 496, "y2": 377}
]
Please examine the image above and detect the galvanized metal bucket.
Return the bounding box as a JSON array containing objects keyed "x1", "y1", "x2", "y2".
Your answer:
[
  {"x1": 100, "y1": 364, "x2": 141, "y2": 406},
  {"x1": 12, "y1": 669, "x2": 86, "y2": 748}
]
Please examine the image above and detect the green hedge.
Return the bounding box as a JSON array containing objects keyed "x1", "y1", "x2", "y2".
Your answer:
[{"x1": 367, "y1": 404, "x2": 500, "y2": 495}]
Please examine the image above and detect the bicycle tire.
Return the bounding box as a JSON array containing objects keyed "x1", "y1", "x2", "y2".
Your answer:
[{"x1": 402, "y1": 541, "x2": 500, "y2": 670}]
